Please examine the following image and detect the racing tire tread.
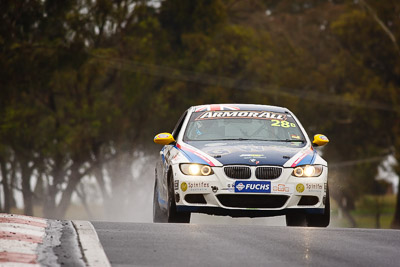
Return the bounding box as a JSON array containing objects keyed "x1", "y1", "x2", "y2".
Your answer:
[
  {"x1": 167, "y1": 173, "x2": 191, "y2": 223},
  {"x1": 286, "y1": 211, "x2": 307, "y2": 227},
  {"x1": 153, "y1": 177, "x2": 167, "y2": 223},
  {"x1": 306, "y1": 187, "x2": 330, "y2": 227}
]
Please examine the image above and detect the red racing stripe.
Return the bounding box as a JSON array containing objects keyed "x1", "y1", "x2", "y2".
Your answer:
[
  {"x1": 291, "y1": 148, "x2": 313, "y2": 167},
  {"x1": 178, "y1": 143, "x2": 215, "y2": 166}
]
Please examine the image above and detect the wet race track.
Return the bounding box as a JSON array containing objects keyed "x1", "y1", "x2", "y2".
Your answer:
[{"x1": 92, "y1": 221, "x2": 400, "y2": 267}]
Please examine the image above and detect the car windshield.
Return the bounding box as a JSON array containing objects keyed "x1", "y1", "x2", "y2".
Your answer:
[{"x1": 184, "y1": 110, "x2": 305, "y2": 142}]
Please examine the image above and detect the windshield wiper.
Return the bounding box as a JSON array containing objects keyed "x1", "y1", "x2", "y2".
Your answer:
[
  {"x1": 289, "y1": 139, "x2": 305, "y2": 142},
  {"x1": 270, "y1": 139, "x2": 306, "y2": 143},
  {"x1": 245, "y1": 139, "x2": 306, "y2": 143},
  {"x1": 217, "y1": 138, "x2": 276, "y2": 141},
  {"x1": 218, "y1": 138, "x2": 254, "y2": 141},
  {"x1": 205, "y1": 138, "x2": 306, "y2": 142}
]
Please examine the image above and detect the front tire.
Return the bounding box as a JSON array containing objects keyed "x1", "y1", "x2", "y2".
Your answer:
[
  {"x1": 286, "y1": 211, "x2": 307, "y2": 227},
  {"x1": 153, "y1": 178, "x2": 167, "y2": 223},
  {"x1": 306, "y1": 188, "x2": 330, "y2": 227},
  {"x1": 166, "y1": 174, "x2": 190, "y2": 223}
]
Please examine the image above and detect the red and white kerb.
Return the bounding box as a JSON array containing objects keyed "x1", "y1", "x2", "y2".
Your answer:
[{"x1": 0, "y1": 213, "x2": 47, "y2": 266}]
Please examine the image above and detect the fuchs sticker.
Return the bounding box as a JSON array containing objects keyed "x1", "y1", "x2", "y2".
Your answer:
[{"x1": 234, "y1": 181, "x2": 271, "y2": 193}]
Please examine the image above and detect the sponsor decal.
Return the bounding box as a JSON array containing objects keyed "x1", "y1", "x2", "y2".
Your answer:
[
  {"x1": 240, "y1": 154, "x2": 266, "y2": 159},
  {"x1": 291, "y1": 142, "x2": 302, "y2": 147},
  {"x1": 236, "y1": 182, "x2": 245, "y2": 191},
  {"x1": 319, "y1": 135, "x2": 328, "y2": 141},
  {"x1": 234, "y1": 181, "x2": 271, "y2": 193},
  {"x1": 249, "y1": 158, "x2": 260, "y2": 164},
  {"x1": 291, "y1": 134, "x2": 301, "y2": 140},
  {"x1": 181, "y1": 181, "x2": 210, "y2": 192},
  {"x1": 305, "y1": 183, "x2": 324, "y2": 193},
  {"x1": 204, "y1": 142, "x2": 228, "y2": 147},
  {"x1": 296, "y1": 183, "x2": 305, "y2": 193},
  {"x1": 221, "y1": 184, "x2": 234, "y2": 192},
  {"x1": 272, "y1": 184, "x2": 293, "y2": 193},
  {"x1": 196, "y1": 111, "x2": 287, "y2": 121},
  {"x1": 181, "y1": 182, "x2": 188, "y2": 192},
  {"x1": 211, "y1": 186, "x2": 218, "y2": 193},
  {"x1": 155, "y1": 133, "x2": 170, "y2": 139},
  {"x1": 237, "y1": 145, "x2": 273, "y2": 152},
  {"x1": 222, "y1": 184, "x2": 235, "y2": 192},
  {"x1": 174, "y1": 180, "x2": 179, "y2": 191},
  {"x1": 206, "y1": 148, "x2": 232, "y2": 156},
  {"x1": 295, "y1": 183, "x2": 323, "y2": 193}
]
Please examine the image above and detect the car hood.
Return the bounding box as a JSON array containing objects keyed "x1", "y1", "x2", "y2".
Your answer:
[{"x1": 185, "y1": 140, "x2": 307, "y2": 166}]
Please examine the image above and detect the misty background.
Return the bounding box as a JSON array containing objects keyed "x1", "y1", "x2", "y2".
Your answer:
[{"x1": 1, "y1": 0, "x2": 400, "y2": 228}]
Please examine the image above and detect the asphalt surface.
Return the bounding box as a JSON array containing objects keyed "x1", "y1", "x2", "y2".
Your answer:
[{"x1": 92, "y1": 221, "x2": 400, "y2": 267}]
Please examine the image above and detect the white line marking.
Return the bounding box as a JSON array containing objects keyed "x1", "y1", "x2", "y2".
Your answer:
[{"x1": 72, "y1": 221, "x2": 111, "y2": 267}]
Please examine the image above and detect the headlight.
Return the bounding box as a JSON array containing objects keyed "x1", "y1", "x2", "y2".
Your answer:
[
  {"x1": 292, "y1": 165, "x2": 323, "y2": 177},
  {"x1": 180, "y1": 164, "x2": 214, "y2": 176}
]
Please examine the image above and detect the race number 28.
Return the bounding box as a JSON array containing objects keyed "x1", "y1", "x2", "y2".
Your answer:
[{"x1": 271, "y1": 120, "x2": 296, "y2": 128}]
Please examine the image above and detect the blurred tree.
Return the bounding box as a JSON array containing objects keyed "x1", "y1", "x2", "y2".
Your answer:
[
  {"x1": 1, "y1": 0, "x2": 399, "y2": 226},
  {"x1": 329, "y1": 0, "x2": 400, "y2": 228}
]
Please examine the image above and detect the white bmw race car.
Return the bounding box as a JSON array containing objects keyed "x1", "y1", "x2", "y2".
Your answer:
[{"x1": 153, "y1": 104, "x2": 330, "y2": 227}]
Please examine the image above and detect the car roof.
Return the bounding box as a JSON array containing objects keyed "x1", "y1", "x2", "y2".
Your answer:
[{"x1": 190, "y1": 104, "x2": 290, "y2": 113}]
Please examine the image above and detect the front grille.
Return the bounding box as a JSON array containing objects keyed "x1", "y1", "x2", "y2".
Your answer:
[
  {"x1": 224, "y1": 166, "x2": 251, "y2": 179},
  {"x1": 255, "y1": 167, "x2": 282, "y2": 180},
  {"x1": 217, "y1": 194, "x2": 289, "y2": 208},
  {"x1": 298, "y1": 196, "x2": 319, "y2": 206},
  {"x1": 185, "y1": 194, "x2": 207, "y2": 204}
]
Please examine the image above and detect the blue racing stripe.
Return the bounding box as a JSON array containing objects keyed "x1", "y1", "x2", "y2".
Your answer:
[
  {"x1": 297, "y1": 150, "x2": 317, "y2": 166},
  {"x1": 174, "y1": 145, "x2": 210, "y2": 165}
]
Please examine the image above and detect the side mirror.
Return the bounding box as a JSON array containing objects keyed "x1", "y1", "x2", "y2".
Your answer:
[
  {"x1": 312, "y1": 134, "x2": 329, "y2": 147},
  {"x1": 154, "y1": 132, "x2": 175, "y2": 145}
]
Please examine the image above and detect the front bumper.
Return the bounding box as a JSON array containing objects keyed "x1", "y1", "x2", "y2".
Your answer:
[{"x1": 173, "y1": 165, "x2": 328, "y2": 217}]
